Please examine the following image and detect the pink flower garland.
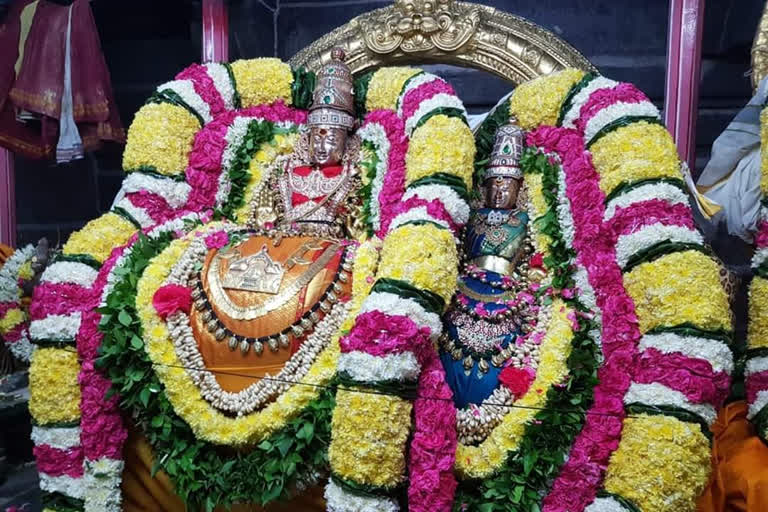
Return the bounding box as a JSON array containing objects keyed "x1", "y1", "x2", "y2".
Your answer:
[
  {"x1": 78, "y1": 244, "x2": 129, "y2": 461},
  {"x1": 756, "y1": 221, "x2": 768, "y2": 248},
  {"x1": 32, "y1": 445, "x2": 84, "y2": 478},
  {"x1": 529, "y1": 126, "x2": 642, "y2": 512},
  {"x1": 185, "y1": 101, "x2": 307, "y2": 212},
  {"x1": 176, "y1": 64, "x2": 227, "y2": 119},
  {"x1": 358, "y1": 110, "x2": 408, "y2": 238},
  {"x1": 408, "y1": 348, "x2": 457, "y2": 512},
  {"x1": 574, "y1": 83, "x2": 649, "y2": 134},
  {"x1": 400, "y1": 78, "x2": 456, "y2": 121},
  {"x1": 608, "y1": 199, "x2": 696, "y2": 238},
  {"x1": 29, "y1": 283, "x2": 88, "y2": 320},
  {"x1": 125, "y1": 191, "x2": 176, "y2": 225}
]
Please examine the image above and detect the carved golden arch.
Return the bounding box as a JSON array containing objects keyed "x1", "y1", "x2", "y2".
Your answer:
[
  {"x1": 289, "y1": 0, "x2": 596, "y2": 86},
  {"x1": 753, "y1": 1, "x2": 768, "y2": 92}
]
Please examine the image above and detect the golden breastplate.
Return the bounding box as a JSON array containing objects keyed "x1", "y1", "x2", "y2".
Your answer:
[{"x1": 192, "y1": 235, "x2": 353, "y2": 393}]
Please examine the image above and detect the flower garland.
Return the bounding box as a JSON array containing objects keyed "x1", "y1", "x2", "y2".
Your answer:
[
  {"x1": 746, "y1": 103, "x2": 768, "y2": 438},
  {"x1": 0, "y1": 244, "x2": 36, "y2": 361}
]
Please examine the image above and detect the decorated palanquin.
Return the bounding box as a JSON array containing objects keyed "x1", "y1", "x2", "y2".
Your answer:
[{"x1": 0, "y1": 2, "x2": 738, "y2": 511}]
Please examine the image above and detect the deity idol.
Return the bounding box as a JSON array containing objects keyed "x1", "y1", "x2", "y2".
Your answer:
[
  {"x1": 4, "y1": 16, "x2": 736, "y2": 512},
  {"x1": 440, "y1": 121, "x2": 546, "y2": 443}
]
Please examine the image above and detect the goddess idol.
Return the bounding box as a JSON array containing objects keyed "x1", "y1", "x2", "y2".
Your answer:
[{"x1": 0, "y1": 2, "x2": 737, "y2": 511}]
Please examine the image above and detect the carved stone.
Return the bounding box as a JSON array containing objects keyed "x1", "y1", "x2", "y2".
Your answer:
[
  {"x1": 753, "y1": 1, "x2": 768, "y2": 92},
  {"x1": 289, "y1": 1, "x2": 596, "y2": 86}
]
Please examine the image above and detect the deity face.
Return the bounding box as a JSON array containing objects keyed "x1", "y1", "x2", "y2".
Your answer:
[
  {"x1": 309, "y1": 126, "x2": 348, "y2": 166},
  {"x1": 484, "y1": 176, "x2": 521, "y2": 209}
]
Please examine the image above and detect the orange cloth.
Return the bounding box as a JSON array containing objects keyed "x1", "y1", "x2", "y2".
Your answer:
[
  {"x1": 193, "y1": 236, "x2": 350, "y2": 392},
  {"x1": 0, "y1": 243, "x2": 13, "y2": 267},
  {"x1": 122, "y1": 427, "x2": 326, "y2": 511},
  {"x1": 698, "y1": 400, "x2": 768, "y2": 511}
]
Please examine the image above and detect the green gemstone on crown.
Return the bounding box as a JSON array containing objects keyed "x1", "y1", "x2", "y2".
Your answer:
[{"x1": 324, "y1": 95, "x2": 332, "y2": 104}]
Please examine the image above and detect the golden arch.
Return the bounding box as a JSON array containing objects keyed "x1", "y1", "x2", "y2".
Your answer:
[{"x1": 289, "y1": 0, "x2": 596, "y2": 85}]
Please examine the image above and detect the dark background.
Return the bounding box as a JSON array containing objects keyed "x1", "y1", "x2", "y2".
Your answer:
[{"x1": 12, "y1": 0, "x2": 765, "y2": 247}]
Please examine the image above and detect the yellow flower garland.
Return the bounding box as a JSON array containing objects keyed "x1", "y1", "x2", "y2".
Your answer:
[
  {"x1": 623, "y1": 250, "x2": 731, "y2": 334},
  {"x1": 137, "y1": 229, "x2": 375, "y2": 446},
  {"x1": 63, "y1": 212, "x2": 137, "y2": 264},
  {"x1": 761, "y1": 108, "x2": 768, "y2": 196},
  {"x1": 366, "y1": 67, "x2": 421, "y2": 112},
  {"x1": 455, "y1": 300, "x2": 573, "y2": 478},
  {"x1": 17, "y1": 260, "x2": 34, "y2": 281},
  {"x1": 603, "y1": 414, "x2": 710, "y2": 511},
  {"x1": 0, "y1": 307, "x2": 25, "y2": 333},
  {"x1": 749, "y1": 276, "x2": 768, "y2": 349},
  {"x1": 122, "y1": 103, "x2": 200, "y2": 176},
  {"x1": 376, "y1": 223, "x2": 458, "y2": 305},
  {"x1": 230, "y1": 58, "x2": 293, "y2": 108},
  {"x1": 405, "y1": 114, "x2": 475, "y2": 189},
  {"x1": 524, "y1": 173, "x2": 553, "y2": 259},
  {"x1": 590, "y1": 121, "x2": 680, "y2": 196},
  {"x1": 328, "y1": 389, "x2": 412, "y2": 488},
  {"x1": 29, "y1": 348, "x2": 81, "y2": 424},
  {"x1": 508, "y1": 69, "x2": 585, "y2": 130},
  {"x1": 342, "y1": 236, "x2": 381, "y2": 332},
  {"x1": 233, "y1": 132, "x2": 299, "y2": 224}
]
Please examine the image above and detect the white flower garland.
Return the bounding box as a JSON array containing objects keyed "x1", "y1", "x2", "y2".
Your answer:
[
  {"x1": 753, "y1": 246, "x2": 768, "y2": 269},
  {"x1": 40, "y1": 261, "x2": 99, "y2": 288},
  {"x1": 638, "y1": 332, "x2": 733, "y2": 374},
  {"x1": 29, "y1": 312, "x2": 82, "y2": 342},
  {"x1": 749, "y1": 389, "x2": 768, "y2": 420},
  {"x1": 0, "y1": 244, "x2": 34, "y2": 302},
  {"x1": 84, "y1": 458, "x2": 124, "y2": 512},
  {"x1": 357, "y1": 122, "x2": 391, "y2": 232},
  {"x1": 614, "y1": 224, "x2": 703, "y2": 269},
  {"x1": 113, "y1": 197, "x2": 156, "y2": 228},
  {"x1": 402, "y1": 184, "x2": 470, "y2": 227},
  {"x1": 158, "y1": 79, "x2": 212, "y2": 124},
  {"x1": 204, "y1": 62, "x2": 236, "y2": 111},
  {"x1": 337, "y1": 351, "x2": 421, "y2": 383},
  {"x1": 8, "y1": 332, "x2": 34, "y2": 362},
  {"x1": 358, "y1": 291, "x2": 442, "y2": 338},
  {"x1": 555, "y1": 159, "x2": 577, "y2": 249},
  {"x1": 746, "y1": 355, "x2": 768, "y2": 377},
  {"x1": 560, "y1": 76, "x2": 618, "y2": 129},
  {"x1": 624, "y1": 382, "x2": 717, "y2": 426},
  {"x1": 325, "y1": 480, "x2": 399, "y2": 512},
  {"x1": 583, "y1": 101, "x2": 660, "y2": 147},
  {"x1": 603, "y1": 181, "x2": 690, "y2": 222},
  {"x1": 404, "y1": 93, "x2": 467, "y2": 136},
  {"x1": 31, "y1": 426, "x2": 81, "y2": 450},
  {"x1": 395, "y1": 72, "x2": 443, "y2": 118},
  {"x1": 387, "y1": 206, "x2": 451, "y2": 234},
  {"x1": 39, "y1": 473, "x2": 85, "y2": 500},
  {"x1": 122, "y1": 172, "x2": 192, "y2": 209},
  {"x1": 584, "y1": 496, "x2": 632, "y2": 512}
]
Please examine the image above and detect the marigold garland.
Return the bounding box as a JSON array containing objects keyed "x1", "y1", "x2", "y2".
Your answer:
[
  {"x1": 122, "y1": 102, "x2": 200, "y2": 176},
  {"x1": 602, "y1": 414, "x2": 710, "y2": 512},
  {"x1": 376, "y1": 223, "x2": 458, "y2": 305},
  {"x1": 229, "y1": 58, "x2": 293, "y2": 108},
  {"x1": 404, "y1": 114, "x2": 475, "y2": 189},
  {"x1": 62, "y1": 212, "x2": 137, "y2": 264},
  {"x1": 29, "y1": 348, "x2": 81, "y2": 425},
  {"x1": 508, "y1": 68, "x2": 585, "y2": 130},
  {"x1": 761, "y1": 108, "x2": 768, "y2": 196},
  {"x1": 623, "y1": 250, "x2": 732, "y2": 334},
  {"x1": 365, "y1": 67, "x2": 421, "y2": 112},
  {"x1": 589, "y1": 121, "x2": 680, "y2": 196},
  {"x1": 328, "y1": 389, "x2": 412, "y2": 489},
  {"x1": 749, "y1": 276, "x2": 768, "y2": 349}
]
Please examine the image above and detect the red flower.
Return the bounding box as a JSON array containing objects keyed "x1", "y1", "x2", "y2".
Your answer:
[
  {"x1": 205, "y1": 230, "x2": 229, "y2": 249},
  {"x1": 499, "y1": 366, "x2": 534, "y2": 399},
  {"x1": 152, "y1": 284, "x2": 192, "y2": 320},
  {"x1": 529, "y1": 252, "x2": 545, "y2": 269}
]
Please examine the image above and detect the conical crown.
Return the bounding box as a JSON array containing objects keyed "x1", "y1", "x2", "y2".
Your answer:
[
  {"x1": 308, "y1": 48, "x2": 355, "y2": 130},
  {"x1": 486, "y1": 119, "x2": 524, "y2": 180}
]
